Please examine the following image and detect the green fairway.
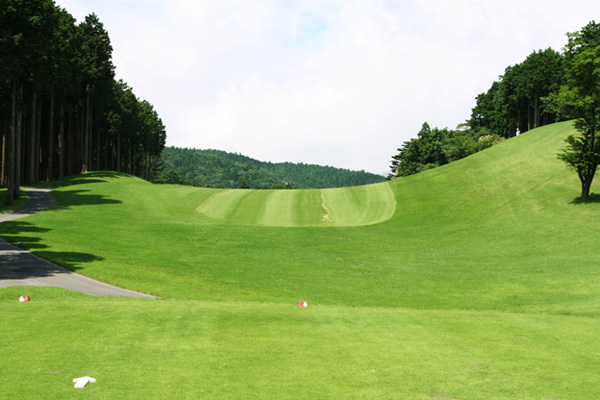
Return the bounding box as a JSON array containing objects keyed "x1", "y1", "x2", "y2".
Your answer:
[
  {"x1": 1, "y1": 121, "x2": 600, "y2": 398},
  {"x1": 2, "y1": 289, "x2": 599, "y2": 400},
  {"x1": 196, "y1": 182, "x2": 395, "y2": 227}
]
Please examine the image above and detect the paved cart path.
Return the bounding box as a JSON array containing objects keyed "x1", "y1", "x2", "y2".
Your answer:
[{"x1": 0, "y1": 189, "x2": 156, "y2": 298}]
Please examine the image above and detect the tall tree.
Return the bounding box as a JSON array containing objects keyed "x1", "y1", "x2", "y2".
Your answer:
[
  {"x1": 517, "y1": 48, "x2": 564, "y2": 130},
  {"x1": 554, "y1": 44, "x2": 600, "y2": 201},
  {"x1": 469, "y1": 49, "x2": 565, "y2": 137},
  {"x1": 78, "y1": 13, "x2": 114, "y2": 173},
  {"x1": 108, "y1": 80, "x2": 139, "y2": 173},
  {"x1": 0, "y1": 0, "x2": 57, "y2": 199},
  {"x1": 138, "y1": 100, "x2": 166, "y2": 180}
]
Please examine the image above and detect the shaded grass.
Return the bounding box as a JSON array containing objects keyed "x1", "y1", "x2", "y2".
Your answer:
[{"x1": 0, "y1": 189, "x2": 30, "y2": 214}]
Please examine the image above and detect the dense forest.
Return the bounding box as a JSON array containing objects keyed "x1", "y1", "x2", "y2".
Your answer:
[
  {"x1": 389, "y1": 21, "x2": 600, "y2": 179},
  {"x1": 160, "y1": 147, "x2": 385, "y2": 189},
  {"x1": 1, "y1": 1, "x2": 166, "y2": 205}
]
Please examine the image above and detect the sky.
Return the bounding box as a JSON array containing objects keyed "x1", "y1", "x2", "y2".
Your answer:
[{"x1": 54, "y1": 0, "x2": 600, "y2": 175}]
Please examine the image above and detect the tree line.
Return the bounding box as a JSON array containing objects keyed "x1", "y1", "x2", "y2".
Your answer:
[
  {"x1": 160, "y1": 147, "x2": 385, "y2": 189},
  {"x1": 1, "y1": 1, "x2": 166, "y2": 205},
  {"x1": 469, "y1": 47, "x2": 564, "y2": 137},
  {"x1": 389, "y1": 122, "x2": 503, "y2": 178},
  {"x1": 390, "y1": 21, "x2": 600, "y2": 200}
]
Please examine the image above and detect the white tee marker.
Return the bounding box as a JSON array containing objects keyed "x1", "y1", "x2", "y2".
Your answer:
[
  {"x1": 298, "y1": 301, "x2": 308, "y2": 307},
  {"x1": 73, "y1": 376, "x2": 96, "y2": 388}
]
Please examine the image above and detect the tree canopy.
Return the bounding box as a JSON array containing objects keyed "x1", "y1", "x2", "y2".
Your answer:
[
  {"x1": 551, "y1": 22, "x2": 600, "y2": 201},
  {"x1": 389, "y1": 122, "x2": 503, "y2": 178},
  {"x1": 160, "y1": 147, "x2": 385, "y2": 189},
  {"x1": 1, "y1": 1, "x2": 166, "y2": 204},
  {"x1": 469, "y1": 48, "x2": 565, "y2": 138}
]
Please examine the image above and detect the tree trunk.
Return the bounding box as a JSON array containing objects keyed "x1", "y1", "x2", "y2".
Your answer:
[
  {"x1": 534, "y1": 96, "x2": 540, "y2": 129},
  {"x1": 579, "y1": 167, "x2": 596, "y2": 201},
  {"x1": 15, "y1": 84, "x2": 23, "y2": 198},
  {"x1": 131, "y1": 144, "x2": 136, "y2": 176},
  {"x1": 128, "y1": 142, "x2": 132, "y2": 174},
  {"x1": 34, "y1": 94, "x2": 42, "y2": 184},
  {"x1": 88, "y1": 98, "x2": 94, "y2": 171},
  {"x1": 78, "y1": 102, "x2": 84, "y2": 173},
  {"x1": 68, "y1": 111, "x2": 74, "y2": 176},
  {"x1": 96, "y1": 124, "x2": 101, "y2": 171},
  {"x1": 5, "y1": 78, "x2": 17, "y2": 205},
  {"x1": 83, "y1": 91, "x2": 90, "y2": 173},
  {"x1": 117, "y1": 131, "x2": 121, "y2": 172},
  {"x1": 1, "y1": 108, "x2": 7, "y2": 188},
  {"x1": 527, "y1": 99, "x2": 532, "y2": 132},
  {"x1": 26, "y1": 92, "x2": 37, "y2": 186},
  {"x1": 58, "y1": 103, "x2": 65, "y2": 179},
  {"x1": 581, "y1": 177, "x2": 592, "y2": 201},
  {"x1": 145, "y1": 152, "x2": 150, "y2": 181},
  {"x1": 47, "y1": 94, "x2": 55, "y2": 181}
]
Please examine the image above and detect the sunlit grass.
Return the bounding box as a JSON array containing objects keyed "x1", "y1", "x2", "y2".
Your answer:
[
  {"x1": 195, "y1": 182, "x2": 395, "y2": 227},
  {"x1": 1, "y1": 121, "x2": 599, "y2": 398},
  {"x1": 1, "y1": 293, "x2": 598, "y2": 399}
]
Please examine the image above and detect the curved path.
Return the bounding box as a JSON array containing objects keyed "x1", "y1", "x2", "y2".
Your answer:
[{"x1": 0, "y1": 189, "x2": 156, "y2": 298}]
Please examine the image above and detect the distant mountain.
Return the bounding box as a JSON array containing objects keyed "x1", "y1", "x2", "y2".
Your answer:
[{"x1": 160, "y1": 147, "x2": 385, "y2": 189}]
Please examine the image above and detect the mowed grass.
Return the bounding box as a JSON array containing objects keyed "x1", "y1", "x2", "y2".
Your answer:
[
  {"x1": 2, "y1": 289, "x2": 599, "y2": 400},
  {"x1": 196, "y1": 182, "x2": 395, "y2": 226},
  {"x1": 1, "y1": 121, "x2": 600, "y2": 398}
]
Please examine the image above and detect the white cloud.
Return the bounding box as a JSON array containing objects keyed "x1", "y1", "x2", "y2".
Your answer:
[{"x1": 55, "y1": 0, "x2": 600, "y2": 174}]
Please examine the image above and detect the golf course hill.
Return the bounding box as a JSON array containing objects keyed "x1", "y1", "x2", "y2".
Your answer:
[
  {"x1": 1, "y1": 120, "x2": 599, "y2": 399},
  {"x1": 160, "y1": 146, "x2": 386, "y2": 189}
]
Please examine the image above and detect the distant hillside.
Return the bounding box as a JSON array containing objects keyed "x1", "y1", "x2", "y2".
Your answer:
[{"x1": 160, "y1": 147, "x2": 385, "y2": 189}]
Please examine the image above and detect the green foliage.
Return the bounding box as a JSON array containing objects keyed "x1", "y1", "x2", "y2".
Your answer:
[
  {"x1": 160, "y1": 147, "x2": 385, "y2": 189},
  {"x1": 564, "y1": 20, "x2": 600, "y2": 60},
  {"x1": 470, "y1": 48, "x2": 565, "y2": 137},
  {"x1": 389, "y1": 123, "x2": 502, "y2": 178},
  {"x1": 554, "y1": 43, "x2": 600, "y2": 200},
  {"x1": 0, "y1": 1, "x2": 166, "y2": 203},
  {"x1": 78, "y1": 13, "x2": 115, "y2": 97}
]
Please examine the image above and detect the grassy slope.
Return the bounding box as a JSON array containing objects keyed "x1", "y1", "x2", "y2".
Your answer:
[{"x1": 1, "y1": 121, "x2": 599, "y2": 399}]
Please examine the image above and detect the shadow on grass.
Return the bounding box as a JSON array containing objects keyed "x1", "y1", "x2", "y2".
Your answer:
[
  {"x1": 48, "y1": 189, "x2": 122, "y2": 211},
  {"x1": 36, "y1": 171, "x2": 134, "y2": 189},
  {"x1": 34, "y1": 251, "x2": 105, "y2": 272},
  {"x1": 36, "y1": 171, "x2": 134, "y2": 188},
  {"x1": 0, "y1": 189, "x2": 29, "y2": 214},
  {"x1": 0, "y1": 173, "x2": 119, "y2": 280},
  {"x1": 0, "y1": 238, "x2": 105, "y2": 280},
  {"x1": 1, "y1": 236, "x2": 48, "y2": 249},
  {"x1": 0, "y1": 222, "x2": 105, "y2": 279},
  {"x1": 570, "y1": 193, "x2": 600, "y2": 204},
  {"x1": 0, "y1": 221, "x2": 51, "y2": 248}
]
